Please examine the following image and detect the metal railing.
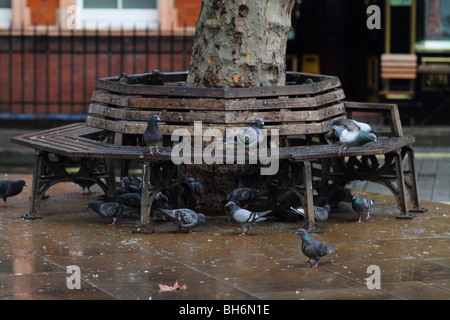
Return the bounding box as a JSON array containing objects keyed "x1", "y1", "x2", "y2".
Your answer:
[{"x1": 0, "y1": 25, "x2": 194, "y2": 123}]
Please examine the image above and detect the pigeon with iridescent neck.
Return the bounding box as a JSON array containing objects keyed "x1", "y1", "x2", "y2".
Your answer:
[
  {"x1": 328, "y1": 119, "x2": 377, "y2": 156},
  {"x1": 352, "y1": 194, "x2": 375, "y2": 223},
  {"x1": 294, "y1": 228, "x2": 337, "y2": 268}
]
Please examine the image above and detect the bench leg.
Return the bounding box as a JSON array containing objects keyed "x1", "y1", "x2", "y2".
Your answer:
[
  {"x1": 392, "y1": 150, "x2": 415, "y2": 219},
  {"x1": 403, "y1": 146, "x2": 428, "y2": 213},
  {"x1": 133, "y1": 161, "x2": 156, "y2": 234},
  {"x1": 23, "y1": 151, "x2": 45, "y2": 219}
]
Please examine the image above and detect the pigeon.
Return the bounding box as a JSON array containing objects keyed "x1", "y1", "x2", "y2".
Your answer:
[
  {"x1": 121, "y1": 176, "x2": 141, "y2": 193},
  {"x1": 154, "y1": 208, "x2": 205, "y2": 234},
  {"x1": 152, "y1": 191, "x2": 171, "y2": 220},
  {"x1": 181, "y1": 178, "x2": 204, "y2": 208},
  {"x1": 142, "y1": 114, "x2": 163, "y2": 155},
  {"x1": 0, "y1": 180, "x2": 27, "y2": 207},
  {"x1": 352, "y1": 194, "x2": 375, "y2": 223},
  {"x1": 294, "y1": 228, "x2": 337, "y2": 268},
  {"x1": 116, "y1": 192, "x2": 141, "y2": 208},
  {"x1": 328, "y1": 119, "x2": 377, "y2": 156},
  {"x1": 222, "y1": 187, "x2": 267, "y2": 208},
  {"x1": 74, "y1": 179, "x2": 95, "y2": 195},
  {"x1": 288, "y1": 204, "x2": 331, "y2": 222},
  {"x1": 272, "y1": 189, "x2": 302, "y2": 220},
  {"x1": 224, "y1": 201, "x2": 272, "y2": 236},
  {"x1": 223, "y1": 118, "x2": 265, "y2": 155},
  {"x1": 87, "y1": 201, "x2": 126, "y2": 226}
]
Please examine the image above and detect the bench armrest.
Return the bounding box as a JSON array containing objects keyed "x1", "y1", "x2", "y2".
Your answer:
[{"x1": 343, "y1": 101, "x2": 403, "y2": 137}]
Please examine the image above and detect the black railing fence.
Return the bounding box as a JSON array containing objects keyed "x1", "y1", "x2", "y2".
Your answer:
[{"x1": 0, "y1": 25, "x2": 194, "y2": 124}]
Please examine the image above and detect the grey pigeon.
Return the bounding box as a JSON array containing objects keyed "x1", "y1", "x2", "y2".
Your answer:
[
  {"x1": 0, "y1": 180, "x2": 27, "y2": 207},
  {"x1": 224, "y1": 201, "x2": 272, "y2": 236},
  {"x1": 352, "y1": 194, "x2": 375, "y2": 223},
  {"x1": 116, "y1": 192, "x2": 141, "y2": 208},
  {"x1": 223, "y1": 118, "x2": 265, "y2": 155},
  {"x1": 142, "y1": 115, "x2": 163, "y2": 155},
  {"x1": 154, "y1": 208, "x2": 205, "y2": 234},
  {"x1": 181, "y1": 178, "x2": 204, "y2": 209},
  {"x1": 152, "y1": 191, "x2": 171, "y2": 221},
  {"x1": 294, "y1": 228, "x2": 337, "y2": 268},
  {"x1": 288, "y1": 204, "x2": 331, "y2": 222},
  {"x1": 222, "y1": 187, "x2": 267, "y2": 208},
  {"x1": 328, "y1": 119, "x2": 377, "y2": 156},
  {"x1": 87, "y1": 201, "x2": 126, "y2": 226}
]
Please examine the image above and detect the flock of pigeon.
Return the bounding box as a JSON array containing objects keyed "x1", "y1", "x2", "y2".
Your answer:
[{"x1": 0, "y1": 115, "x2": 378, "y2": 268}]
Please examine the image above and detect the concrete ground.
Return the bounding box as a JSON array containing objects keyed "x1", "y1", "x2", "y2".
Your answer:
[{"x1": 0, "y1": 173, "x2": 449, "y2": 301}]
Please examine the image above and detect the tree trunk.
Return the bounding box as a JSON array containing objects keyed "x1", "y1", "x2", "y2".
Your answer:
[{"x1": 186, "y1": 0, "x2": 296, "y2": 88}]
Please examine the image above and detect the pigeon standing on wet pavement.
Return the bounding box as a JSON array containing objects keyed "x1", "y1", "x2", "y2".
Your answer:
[
  {"x1": 223, "y1": 118, "x2": 265, "y2": 155},
  {"x1": 224, "y1": 201, "x2": 272, "y2": 236},
  {"x1": 0, "y1": 180, "x2": 27, "y2": 207},
  {"x1": 222, "y1": 187, "x2": 267, "y2": 208},
  {"x1": 74, "y1": 179, "x2": 95, "y2": 195},
  {"x1": 87, "y1": 201, "x2": 126, "y2": 226},
  {"x1": 294, "y1": 228, "x2": 337, "y2": 268},
  {"x1": 116, "y1": 192, "x2": 141, "y2": 208},
  {"x1": 154, "y1": 207, "x2": 205, "y2": 234},
  {"x1": 181, "y1": 178, "x2": 204, "y2": 208},
  {"x1": 328, "y1": 119, "x2": 377, "y2": 156},
  {"x1": 142, "y1": 115, "x2": 163, "y2": 155},
  {"x1": 352, "y1": 194, "x2": 375, "y2": 223},
  {"x1": 288, "y1": 204, "x2": 331, "y2": 222}
]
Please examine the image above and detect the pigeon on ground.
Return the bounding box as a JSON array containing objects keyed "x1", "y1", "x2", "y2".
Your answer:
[
  {"x1": 352, "y1": 194, "x2": 375, "y2": 223},
  {"x1": 328, "y1": 119, "x2": 377, "y2": 156},
  {"x1": 154, "y1": 208, "x2": 205, "y2": 234},
  {"x1": 223, "y1": 118, "x2": 265, "y2": 155},
  {"x1": 74, "y1": 179, "x2": 96, "y2": 195},
  {"x1": 288, "y1": 205, "x2": 331, "y2": 222},
  {"x1": 152, "y1": 191, "x2": 171, "y2": 220},
  {"x1": 222, "y1": 187, "x2": 267, "y2": 208},
  {"x1": 272, "y1": 189, "x2": 302, "y2": 220},
  {"x1": 224, "y1": 201, "x2": 272, "y2": 236},
  {"x1": 294, "y1": 228, "x2": 337, "y2": 268},
  {"x1": 87, "y1": 201, "x2": 126, "y2": 226},
  {"x1": 181, "y1": 178, "x2": 204, "y2": 208},
  {"x1": 142, "y1": 114, "x2": 163, "y2": 155},
  {"x1": 0, "y1": 180, "x2": 27, "y2": 207},
  {"x1": 116, "y1": 192, "x2": 141, "y2": 208}
]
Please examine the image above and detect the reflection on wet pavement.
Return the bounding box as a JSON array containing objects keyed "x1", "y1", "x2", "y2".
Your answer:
[{"x1": 0, "y1": 174, "x2": 449, "y2": 300}]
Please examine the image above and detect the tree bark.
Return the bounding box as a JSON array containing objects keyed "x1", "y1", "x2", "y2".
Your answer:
[{"x1": 186, "y1": 0, "x2": 296, "y2": 88}]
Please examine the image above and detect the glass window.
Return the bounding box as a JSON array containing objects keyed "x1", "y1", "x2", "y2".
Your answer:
[
  {"x1": 123, "y1": 0, "x2": 156, "y2": 9},
  {"x1": 83, "y1": 0, "x2": 118, "y2": 9},
  {"x1": 425, "y1": 0, "x2": 450, "y2": 40},
  {"x1": 0, "y1": 0, "x2": 11, "y2": 8}
]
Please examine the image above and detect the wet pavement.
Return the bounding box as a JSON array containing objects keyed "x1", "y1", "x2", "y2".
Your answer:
[{"x1": 0, "y1": 173, "x2": 449, "y2": 300}]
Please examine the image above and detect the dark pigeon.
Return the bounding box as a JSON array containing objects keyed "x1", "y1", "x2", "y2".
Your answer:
[
  {"x1": 288, "y1": 204, "x2": 331, "y2": 222},
  {"x1": 294, "y1": 228, "x2": 337, "y2": 268},
  {"x1": 352, "y1": 194, "x2": 375, "y2": 223},
  {"x1": 223, "y1": 118, "x2": 265, "y2": 155},
  {"x1": 154, "y1": 207, "x2": 205, "y2": 234},
  {"x1": 224, "y1": 201, "x2": 272, "y2": 236},
  {"x1": 87, "y1": 201, "x2": 126, "y2": 226},
  {"x1": 152, "y1": 191, "x2": 171, "y2": 220},
  {"x1": 328, "y1": 119, "x2": 377, "y2": 156},
  {"x1": 272, "y1": 189, "x2": 302, "y2": 220},
  {"x1": 222, "y1": 187, "x2": 267, "y2": 208},
  {"x1": 142, "y1": 114, "x2": 163, "y2": 155},
  {"x1": 116, "y1": 192, "x2": 141, "y2": 208},
  {"x1": 0, "y1": 180, "x2": 27, "y2": 207},
  {"x1": 74, "y1": 179, "x2": 95, "y2": 195},
  {"x1": 181, "y1": 178, "x2": 204, "y2": 209}
]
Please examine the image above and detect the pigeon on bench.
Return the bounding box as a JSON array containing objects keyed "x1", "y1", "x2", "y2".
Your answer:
[
  {"x1": 223, "y1": 118, "x2": 265, "y2": 155},
  {"x1": 328, "y1": 119, "x2": 377, "y2": 156},
  {"x1": 142, "y1": 114, "x2": 163, "y2": 156}
]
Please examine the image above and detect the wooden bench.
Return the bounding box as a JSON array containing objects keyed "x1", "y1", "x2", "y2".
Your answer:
[{"x1": 11, "y1": 70, "x2": 427, "y2": 234}]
